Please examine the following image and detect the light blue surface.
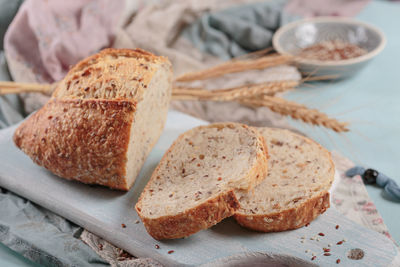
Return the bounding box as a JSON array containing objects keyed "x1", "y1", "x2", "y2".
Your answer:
[
  {"x1": 1, "y1": 1, "x2": 399, "y2": 266},
  {"x1": 0, "y1": 242, "x2": 41, "y2": 267},
  {"x1": 286, "y1": 1, "x2": 400, "y2": 244}
]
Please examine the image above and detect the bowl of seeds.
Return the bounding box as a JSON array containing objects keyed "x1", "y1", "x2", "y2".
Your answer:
[{"x1": 273, "y1": 17, "x2": 386, "y2": 78}]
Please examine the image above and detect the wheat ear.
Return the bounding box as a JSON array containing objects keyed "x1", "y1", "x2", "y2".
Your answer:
[
  {"x1": 0, "y1": 81, "x2": 54, "y2": 95},
  {"x1": 172, "y1": 80, "x2": 299, "y2": 101},
  {"x1": 241, "y1": 96, "x2": 349, "y2": 132},
  {"x1": 175, "y1": 54, "x2": 292, "y2": 82}
]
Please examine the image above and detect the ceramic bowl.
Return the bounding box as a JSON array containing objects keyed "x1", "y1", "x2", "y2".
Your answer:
[{"x1": 272, "y1": 17, "x2": 386, "y2": 78}]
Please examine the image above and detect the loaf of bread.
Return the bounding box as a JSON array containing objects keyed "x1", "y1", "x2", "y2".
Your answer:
[
  {"x1": 234, "y1": 127, "x2": 334, "y2": 232},
  {"x1": 135, "y1": 123, "x2": 268, "y2": 240},
  {"x1": 14, "y1": 48, "x2": 172, "y2": 190}
]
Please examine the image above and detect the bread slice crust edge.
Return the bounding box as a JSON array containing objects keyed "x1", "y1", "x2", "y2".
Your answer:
[
  {"x1": 234, "y1": 191, "x2": 330, "y2": 232},
  {"x1": 135, "y1": 122, "x2": 269, "y2": 240},
  {"x1": 138, "y1": 190, "x2": 239, "y2": 240},
  {"x1": 234, "y1": 127, "x2": 335, "y2": 232}
]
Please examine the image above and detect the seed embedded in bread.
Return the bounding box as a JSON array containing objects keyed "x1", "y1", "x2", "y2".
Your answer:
[
  {"x1": 234, "y1": 127, "x2": 335, "y2": 232},
  {"x1": 135, "y1": 123, "x2": 268, "y2": 240}
]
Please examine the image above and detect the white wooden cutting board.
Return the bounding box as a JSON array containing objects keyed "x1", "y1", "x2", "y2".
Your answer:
[{"x1": 0, "y1": 111, "x2": 397, "y2": 266}]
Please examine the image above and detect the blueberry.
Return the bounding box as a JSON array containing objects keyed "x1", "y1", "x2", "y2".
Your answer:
[{"x1": 362, "y1": 169, "x2": 378, "y2": 184}]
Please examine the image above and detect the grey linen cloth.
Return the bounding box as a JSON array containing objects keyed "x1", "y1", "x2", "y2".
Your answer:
[
  {"x1": 0, "y1": 52, "x2": 24, "y2": 129},
  {"x1": 182, "y1": 0, "x2": 292, "y2": 59},
  {"x1": 0, "y1": 188, "x2": 109, "y2": 267},
  {"x1": 0, "y1": 0, "x2": 25, "y2": 129}
]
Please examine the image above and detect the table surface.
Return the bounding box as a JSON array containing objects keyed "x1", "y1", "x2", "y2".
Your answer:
[
  {"x1": 1, "y1": 1, "x2": 399, "y2": 266},
  {"x1": 287, "y1": 0, "x2": 400, "y2": 245}
]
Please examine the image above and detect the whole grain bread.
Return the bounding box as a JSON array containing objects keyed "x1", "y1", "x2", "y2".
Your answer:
[
  {"x1": 135, "y1": 123, "x2": 268, "y2": 240},
  {"x1": 14, "y1": 48, "x2": 172, "y2": 190},
  {"x1": 234, "y1": 127, "x2": 334, "y2": 232}
]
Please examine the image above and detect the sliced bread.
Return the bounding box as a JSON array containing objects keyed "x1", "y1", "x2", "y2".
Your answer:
[
  {"x1": 135, "y1": 123, "x2": 268, "y2": 240},
  {"x1": 234, "y1": 127, "x2": 334, "y2": 232},
  {"x1": 14, "y1": 48, "x2": 172, "y2": 190}
]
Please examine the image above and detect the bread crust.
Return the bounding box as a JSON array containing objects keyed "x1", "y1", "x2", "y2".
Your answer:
[
  {"x1": 60, "y1": 48, "x2": 169, "y2": 79},
  {"x1": 234, "y1": 192, "x2": 330, "y2": 232},
  {"x1": 14, "y1": 98, "x2": 135, "y2": 190},
  {"x1": 14, "y1": 48, "x2": 172, "y2": 190},
  {"x1": 135, "y1": 122, "x2": 269, "y2": 240},
  {"x1": 138, "y1": 190, "x2": 239, "y2": 240},
  {"x1": 53, "y1": 48, "x2": 171, "y2": 100}
]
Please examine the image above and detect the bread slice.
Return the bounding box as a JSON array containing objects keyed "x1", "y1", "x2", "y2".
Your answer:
[
  {"x1": 13, "y1": 48, "x2": 172, "y2": 190},
  {"x1": 135, "y1": 123, "x2": 268, "y2": 240},
  {"x1": 234, "y1": 127, "x2": 334, "y2": 232}
]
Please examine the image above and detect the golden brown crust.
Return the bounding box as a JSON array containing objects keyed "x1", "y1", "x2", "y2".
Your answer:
[
  {"x1": 53, "y1": 48, "x2": 171, "y2": 100},
  {"x1": 234, "y1": 192, "x2": 330, "y2": 232},
  {"x1": 14, "y1": 48, "x2": 172, "y2": 190},
  {"x1": 135, "y1": 122, "x2": 269, "y2": 240},
  {"x1": 137, "y1": 190, "x2": 239, "y2": 240},
  {"x1": 66, "y1": 48, "x2": 169, "y2": 75},
  {"x1": 14, "y1": 98, "x2": 135, "y2": 190}
]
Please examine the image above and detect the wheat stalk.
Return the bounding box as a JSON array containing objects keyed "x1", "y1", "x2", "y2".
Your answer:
[
  {"x1": 0, "y1": 81, "x2": 54, "y2": 95},
  {"x1": 0, "y1": 80, "x2": 299, "y2": 98},
  {"x1": 241, "y1": 96, "x2": 349, "y2": 132},
  {"x1": 173, "y1": 80, "x2": 299, "y2": 101},
  {"x1": 0, "y1": 50, "x2": 349, "y2": 133},
  {"x1": 175, "y1": 54, "x2": 292, "y2": 82},
  {"x1": 0, "y1": 80, "x2": 348, "y2": 132}
]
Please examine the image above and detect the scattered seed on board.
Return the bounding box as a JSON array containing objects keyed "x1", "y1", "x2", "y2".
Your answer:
[
  {"x1": 323, "y1": 248, "x2": 330, "y2": 252},
  {"x1": 135, "y1": 220, "x2": 140, "y2": 224},
  {"x1": 168, "y1": 250, "x2": 174, "y2": 254},
  {"x1": 337, "y1": 241, "x2": 343, "y2": 245},
  {"x1": 324, "y1": 253, "x2": 331, "y2": 256},
  {"x1": 335, "y1": 225, "x2": 340, "y2": 230},
  {"x1": 121, "y1": 223, "x2": 126, "y2": 228},
  {"x1": 318, "y1": 233, "x2": 325, "y2": 236},
  {"x1": 155, "y1": 244, "x2": 160, "y2": 249},
  {"x1": 336, "y1": 259, "x2": 341, "y2": 264},
  {"x1": 311, "y1": 256, "x2": 316, "y2": 261}
]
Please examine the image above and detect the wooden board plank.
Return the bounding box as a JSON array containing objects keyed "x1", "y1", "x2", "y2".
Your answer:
[{"x1": 0, "y1": 111, "x2": 397, "y2": 266}]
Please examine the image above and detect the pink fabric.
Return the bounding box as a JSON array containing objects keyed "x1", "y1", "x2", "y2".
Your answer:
[
  {"x1": 4, "y1": 0, "x2": 123, "y2": 83},
  {"x1": 285, "y1": 0, "x2": 370, "y2": 17},
  {"x1": 3, "y1": 0, "x2": 370, "y2": 84}
]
